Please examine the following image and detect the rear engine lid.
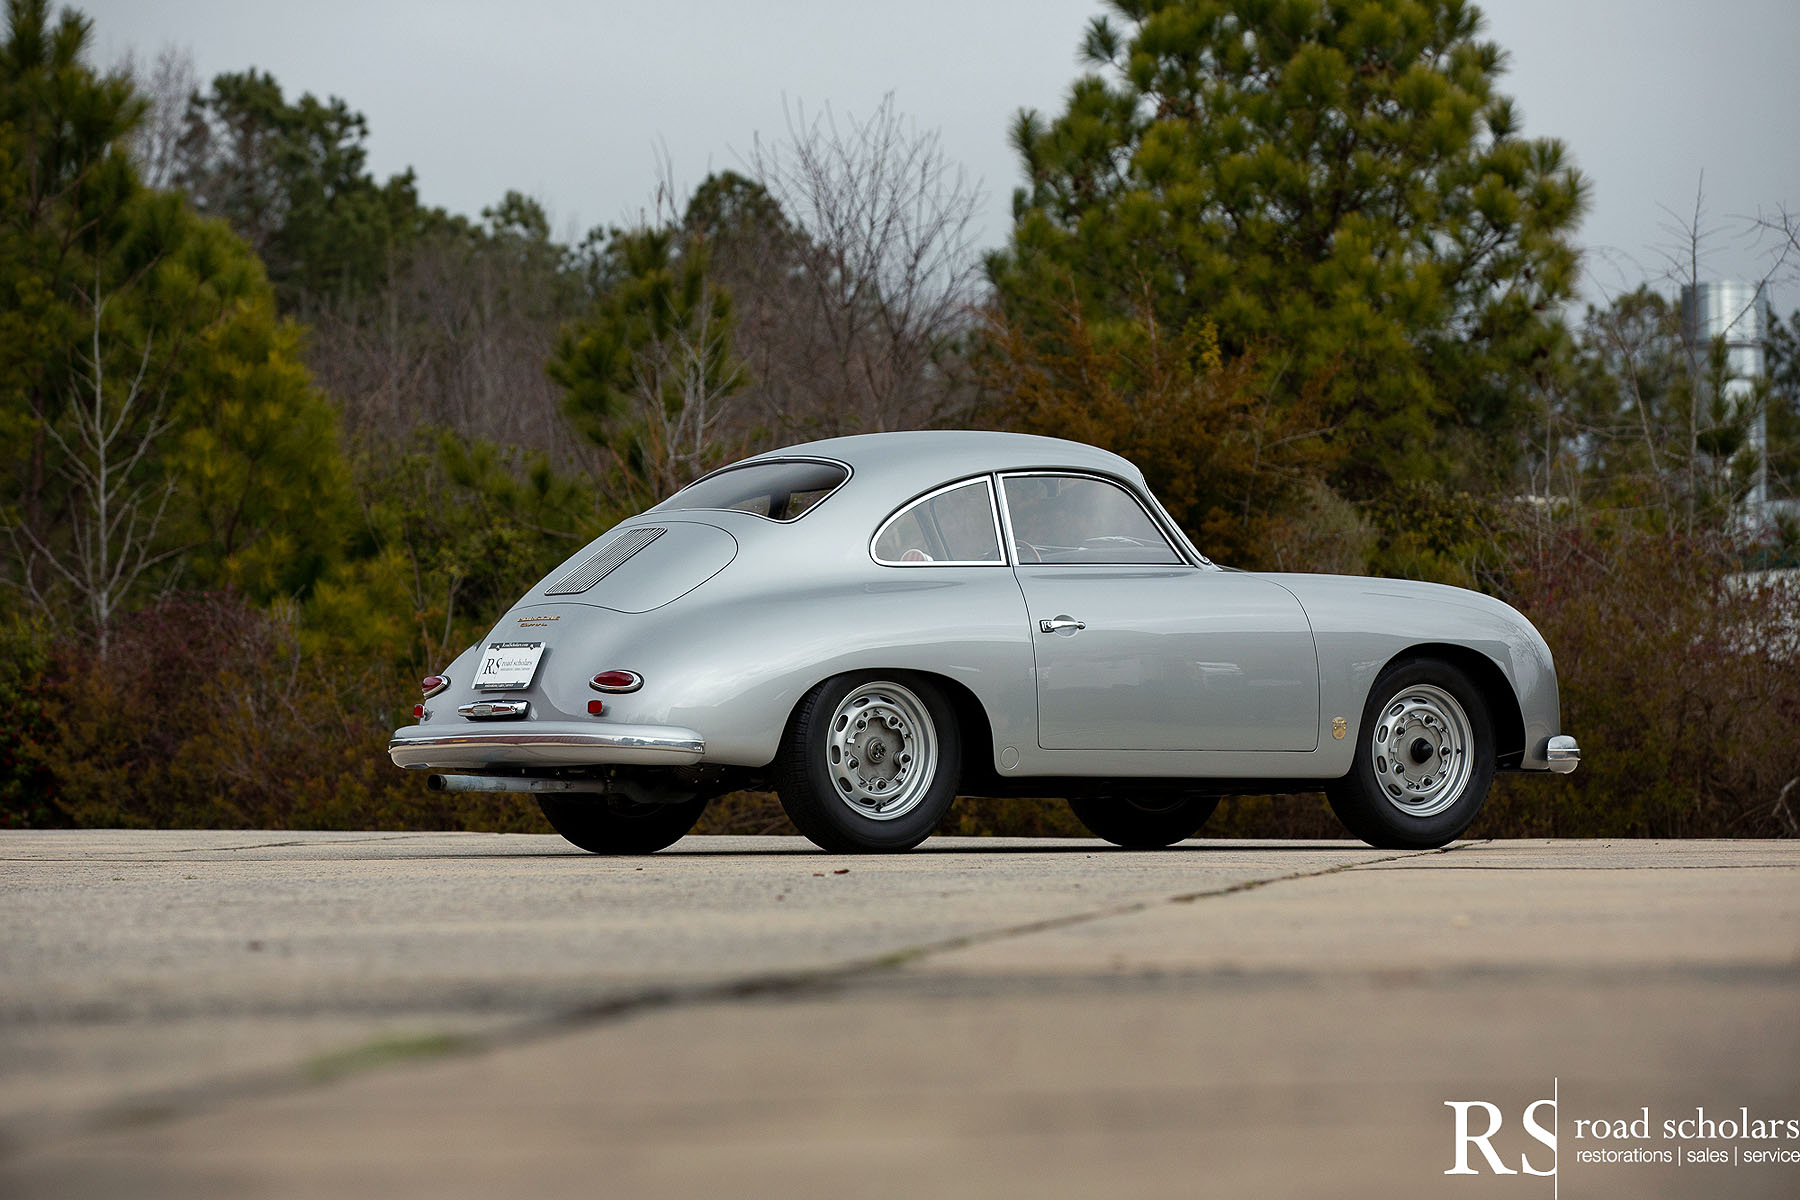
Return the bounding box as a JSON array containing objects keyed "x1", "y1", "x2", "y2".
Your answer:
[{"x1": 534, "y1": 520, "x2": 737, "y2": 612}]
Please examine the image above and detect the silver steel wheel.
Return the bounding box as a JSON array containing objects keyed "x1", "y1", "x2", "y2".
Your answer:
[
  {"x1": 825, "y1": 681, "x2": 938, "y2": 822},
  {"x1": 1368, "y1": 682, "x2": 1475, "y2": 818}
]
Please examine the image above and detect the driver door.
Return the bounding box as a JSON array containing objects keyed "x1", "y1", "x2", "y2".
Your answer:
[{"x1": 1002, "y1": 473, "x2": 1319, "y2": 752}]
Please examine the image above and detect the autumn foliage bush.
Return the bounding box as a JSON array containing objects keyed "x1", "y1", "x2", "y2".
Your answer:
[
  {"x1": 12, "y1": 532, "x2": 1796, "y2": 842},
  {"x1": 12, "y1": 594, "x2": 546, "y2": 833},
  {"x1": 1483, "y1": 529, "x2": 1800, "y2": 838}
]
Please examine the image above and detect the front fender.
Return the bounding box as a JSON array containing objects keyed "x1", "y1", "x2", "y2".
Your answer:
[{"x1": 1268, "y1": 574, "x2": 1562, "y2": 773}]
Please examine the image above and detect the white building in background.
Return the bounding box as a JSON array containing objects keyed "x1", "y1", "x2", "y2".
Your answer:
[{"x1": 1680, "y1": 280, "x2": 1772, "y2": 520}]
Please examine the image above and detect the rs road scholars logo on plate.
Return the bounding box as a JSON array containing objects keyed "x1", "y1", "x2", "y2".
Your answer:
[{"x1": 472, "y1": 642, "x2": 546, "y2": 690}]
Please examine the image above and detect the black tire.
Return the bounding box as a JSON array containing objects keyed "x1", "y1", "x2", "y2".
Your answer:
[
  {"x1": 774, "y1": 672, "x2": 961, "y2": 853},
  {"x1": 537, "y1": 793, "x2": 708, "y2": 854},
  {"x1": 1067, "y1": 794, "x2": 1219, "y2": 848},
  {"x1": 1326, "y1": 657, "x2": 1496, "y2": 849}
]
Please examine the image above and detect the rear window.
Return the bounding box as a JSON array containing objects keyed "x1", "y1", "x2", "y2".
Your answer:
[{"x1": 660, "y1": 459, "x2": 849, "y2": 522}]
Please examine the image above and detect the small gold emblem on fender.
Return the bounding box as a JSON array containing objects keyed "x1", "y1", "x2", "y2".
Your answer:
[
  {"x1": 516, "y1": 614, "x2": 560, "y2": 628},
  {"x1": 1332, "y1": 716, "x2": 1347, "y2": 740}
]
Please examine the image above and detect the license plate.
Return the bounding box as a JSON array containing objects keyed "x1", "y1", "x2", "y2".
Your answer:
[{"x1": 472, "y1": 642, "x2": 546, "y2": 690}]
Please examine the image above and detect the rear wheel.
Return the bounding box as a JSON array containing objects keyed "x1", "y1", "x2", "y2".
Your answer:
[
  {"x1": 1326, "y1": 657, "x2": 1495, "y2": 849},
  {"x1": 537, "y1": 793, "x2": 708, "y2": 854},
  {"x1": 1067, "y1": 794, "x2": 1219, "y2": 848},
  {"x1": 775, "y1": 673, "x2": 961, "y2": 853}
]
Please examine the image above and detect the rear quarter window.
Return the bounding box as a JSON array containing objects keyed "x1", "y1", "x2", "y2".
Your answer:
[{"x1": 872, "y1": 478, "x2": 1003, "y2": 565}]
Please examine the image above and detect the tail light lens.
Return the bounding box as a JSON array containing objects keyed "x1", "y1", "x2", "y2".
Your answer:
[
  {"x1": 421, "y1": 675, "x2": 449, "y2": 698},
  {"x1": 412, "y1": 704, "x2": 426, "y2": 720},
  {"x1": 586, "y1": 699, "x2": 605, "y2": 716},
  {"x1": 589, "y1": 670, "x2": 643, "y2": 693}
]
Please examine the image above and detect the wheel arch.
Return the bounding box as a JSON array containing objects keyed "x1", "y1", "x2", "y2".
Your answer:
[
  {"x1": 1380, "y1": 642, "x2": 1526, "y2": 768},
  {"x1": 778, "y1": 667, "x2": 998, "y2": 785}
]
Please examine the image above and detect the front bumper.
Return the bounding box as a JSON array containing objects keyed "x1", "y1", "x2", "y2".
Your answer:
[
  {"x1": 1544, "y1": 735, "x2": 1581, "y2": 774},
  {"x1": 388, "y1": 721, "x2": 705, "y2": 770}
]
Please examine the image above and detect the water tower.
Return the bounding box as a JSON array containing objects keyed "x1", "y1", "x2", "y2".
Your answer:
[{"x1": 1680, "y1": 280, "x2": 1770, "y2": 513}]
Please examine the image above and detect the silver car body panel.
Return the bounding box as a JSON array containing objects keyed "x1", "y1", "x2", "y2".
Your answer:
[
  {"x1": 1014, "y1": 566, "x2": 1319, "y2": 752},
  {"x1": 388, "y1": 430, "x2": 1568, "y2": 781}
]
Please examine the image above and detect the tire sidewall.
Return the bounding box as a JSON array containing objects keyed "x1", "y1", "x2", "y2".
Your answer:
[
  {"x1": 1067, "y1": 794, "x2": 1220, "y2": 849},
  {"x1": 537, "y1": 793, "x2": 707, "y2": 854},
  {"x1": 787, "y1": 671, "x2": 961, "y2": 852},
  {"x1": 1342, "y1": 659, "x2": 1496, "y2": 849}
]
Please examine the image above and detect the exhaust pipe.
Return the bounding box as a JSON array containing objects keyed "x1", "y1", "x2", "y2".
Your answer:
[{"x1": 427, "y1": 774, "x2": 610, "y2": 794}]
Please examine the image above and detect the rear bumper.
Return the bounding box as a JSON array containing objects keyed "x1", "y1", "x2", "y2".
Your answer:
[
  {"x1": 388, "y1": 721, "x2": 705, "y2": 770},
  {"x1": 1543, "y1": 734, "x2": 1581, "y2": 774}
]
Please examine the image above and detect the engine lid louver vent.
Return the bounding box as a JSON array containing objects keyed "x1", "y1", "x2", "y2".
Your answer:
[{"x1": 545, "y1": 526, "x2": 666, "y2": 595}]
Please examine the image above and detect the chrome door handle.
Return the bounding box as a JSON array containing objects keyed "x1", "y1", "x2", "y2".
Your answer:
[{"x1": 1039, "y1": 616, "x2": 1086, "y2": 633}]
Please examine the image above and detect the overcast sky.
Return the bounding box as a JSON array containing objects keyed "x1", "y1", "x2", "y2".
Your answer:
[{"x1": 83, "y1": 0, "x2": 1800, "y2": 308}]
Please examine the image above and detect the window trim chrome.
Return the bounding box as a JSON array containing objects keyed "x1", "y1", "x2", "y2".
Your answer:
[
  {"x1": 996, "y1": 470, "x2": 1201, "y2": 568},
  {"x1": 657, "y1": 455, "x2": 853, "y2": 524},
  {"x1": 869, "y1": 475, "x2": 1009, "y2": 567}
]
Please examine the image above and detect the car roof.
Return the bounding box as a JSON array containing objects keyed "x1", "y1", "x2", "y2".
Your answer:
[{"x1": 739, "y1": 430, "x2": 1146, "y2": 494}]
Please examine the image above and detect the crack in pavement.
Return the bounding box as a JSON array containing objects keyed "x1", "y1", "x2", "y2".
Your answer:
[
  {"x1": 0, "y1": 833, "x2": 445, "y2": 862},
  {"x1": 0, "y1": 841, "x2": 1471, "y2": 1158},
  {"x1": 1358, "y1": 862, "x2": 1799, "y2": 871}
]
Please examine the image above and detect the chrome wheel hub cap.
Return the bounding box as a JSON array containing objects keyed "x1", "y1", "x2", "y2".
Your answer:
[
  {"x1": 826, "y1": 682, "x2": 937, "y2": 822},
  {"x1": 1369, "y1": 683, "x2": 1474, "y2": 818}
]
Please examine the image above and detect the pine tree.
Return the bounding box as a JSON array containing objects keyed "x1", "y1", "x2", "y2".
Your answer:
[{"x1": 989, "y1": 0, "x2": 1588, "y2": 496}]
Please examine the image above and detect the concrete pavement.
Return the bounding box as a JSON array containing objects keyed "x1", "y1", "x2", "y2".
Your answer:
[{"x1": 1, "y1": 832, "x2": 1796, "y2": 1197}]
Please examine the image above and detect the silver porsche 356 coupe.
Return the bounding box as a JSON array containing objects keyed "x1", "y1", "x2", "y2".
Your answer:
[{"x1": 389, "y1": 431, "x2": 1579, "y2": 854}]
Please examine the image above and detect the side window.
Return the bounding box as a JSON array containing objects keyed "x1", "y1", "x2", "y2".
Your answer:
[
  {"x1": 872, "y1": 479, "x2": 1003, "y2": 565},
  {"x1": 1002, "y1": 475, "x2": 1182, "y2": 565}
]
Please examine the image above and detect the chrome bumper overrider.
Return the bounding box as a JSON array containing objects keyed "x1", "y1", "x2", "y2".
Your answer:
[
  {"x1": 388, "y1": 722, "x2": 705, "y2": 770},
  {"x1": 1544, "y1": 735, "x2": 1581, "y2": 774}
]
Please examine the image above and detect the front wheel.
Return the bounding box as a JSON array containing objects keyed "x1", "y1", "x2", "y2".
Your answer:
[
  {"x1": 1067, "y1": 794, "x2": 1219, "y2": 848},
  {"x1": 537, "y1": 793, "x2": 708, "y2": 854},
  {"x1": 775, "y1": 673, "x2": 961, "y2": 853},
  {"x1": 1326, "y1": 658, "x2": 1495, "y2": 849}
]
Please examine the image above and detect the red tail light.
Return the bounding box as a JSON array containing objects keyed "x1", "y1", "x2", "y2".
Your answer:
[
  {"x1": 421, "y1": 675, "x2": 449, "y2": 698},
  {"x1": 589, "y1": 670, "x2": 643, "y2": 693},
  {"x1": 586, "y1": 699, "x2": 605, "y2": 716},
  {"x1": 412, "y1": 704, "x2": 426, "y2": 720}
]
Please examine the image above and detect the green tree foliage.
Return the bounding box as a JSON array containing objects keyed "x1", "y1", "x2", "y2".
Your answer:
[
  {"x1": 682, "y1": 169, "x2": 790, "y2": 250},
  {"x1": 989, "y1": 0, "x2": 1588, "y2": 496},
  {"x1": 2, "y1": 0, "x2": 353, "y2": 634},
  {"x1": 314, "y1": 432, "x2": 613, "y2": 671},
  {"x1": 0, "y1": 0, "x2": 144, "y2": 513},
  {"x1": 1531, "y1": 287, "x2": 1770, "y2": 536},
  {"x1": 551, "y1": 187, "x2": 751, "y2": 500},
  {"x1": 167, "y1": 297, "x2": 354, "y2": 600},
  {"x1": 983, "y1": 297, "x2": 1338, "y2": 567},
  {"x1": 173, "y1": 68, "x2": 425, "y2": 309},
  {"x1": 1766, "y1": 307, "x2": 1800, "y2": 506}
]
